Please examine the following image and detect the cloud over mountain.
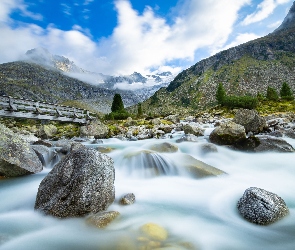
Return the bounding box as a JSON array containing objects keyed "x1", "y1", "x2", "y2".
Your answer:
[{"x1": 0, "y1": 0, "x2": 293, "y2": 75}]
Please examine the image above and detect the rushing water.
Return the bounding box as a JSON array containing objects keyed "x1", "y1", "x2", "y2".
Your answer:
[{"x1": 1, "y1": 129, "x2": 295, "y2": 250}]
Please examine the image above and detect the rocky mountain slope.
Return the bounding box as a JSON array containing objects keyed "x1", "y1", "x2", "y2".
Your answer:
[
  {"x1": 23, "y1": 48, "x2": 174, "y2": 110},
  {"x1": 0, "y1": 61, "x2": 141, "y2": 114},
  {"x1": 25, "y1": 48, "x2": 174, "y2": 91},
  {"x1": 137, "y1": 1, "x2": 295, "y2": 115}
]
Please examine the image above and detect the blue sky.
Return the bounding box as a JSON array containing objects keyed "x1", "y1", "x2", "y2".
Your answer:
[{"x1": 0, "y1": 0, "x2": 293, "y2": 76}]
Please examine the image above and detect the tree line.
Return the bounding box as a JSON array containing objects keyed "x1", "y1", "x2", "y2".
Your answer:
[
  {"x1": 216, "y1": 82, "x2": 294, "y2": 109},
  {"x1": 105, "y1": 93, "x2": 143, "y2": 120}
]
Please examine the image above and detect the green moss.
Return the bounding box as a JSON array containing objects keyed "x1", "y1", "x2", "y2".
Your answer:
[
  {"x1": 256, "y1": 100, "x2": 295, "y2": 115},
  {"x1": 160, "y1": 119, "x2": 173, "y2": 125}
]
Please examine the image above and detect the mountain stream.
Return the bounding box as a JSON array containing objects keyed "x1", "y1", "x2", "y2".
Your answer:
[{"x1": 0, "y1": 129, "x2": 295, "y2": 250}]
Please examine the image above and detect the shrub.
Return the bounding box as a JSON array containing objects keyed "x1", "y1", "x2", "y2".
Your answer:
[
  {"x1": 266, "y1": 86, "x2": 279, "y2": 101},
  {"x1": 257, "y1": 92, "x2": 265, "y2": 101},
  {"x1": 105, "y1": 111, "x2": 130, "y2": 120},
  {"x1": 223, "y1": 95, "x2": 258, "y2": 109},
  {"x1": 280, "y1": 82, "x2": 294, "y2": 100}
]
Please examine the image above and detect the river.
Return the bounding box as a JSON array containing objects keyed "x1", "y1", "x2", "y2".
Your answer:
[{"x1": 0, "y1": 129, "x2": 295, "y2": 250}]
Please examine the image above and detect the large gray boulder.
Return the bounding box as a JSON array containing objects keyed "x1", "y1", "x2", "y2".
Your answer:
[
  {"x1": 35, "y1": 148, "x2": 115, "y2": 218},
  {"x1": 254, "y1": 136, "x2": 294, "y2": 152},
  {"x1": 164, "y1": 114, "x2": 180, "y2": 124},
  {"x1": 233, "y1": 109, "x2": 266, "y2": 134},
  {"x1": 0, "y1": 124, "x2": 43, "y2": 177},
  {"x1": 209, "y1": 121, "x2": 246, "y2": 145},
  {"x1": 80, "y1": 119, "x2": 109, "y2": 139},
  {"x1": 237, "y1": 187, "x2": 289, "y2": 225},
  {"x1": 183, "y1": 124, "x2": 205, "y2": 136}
]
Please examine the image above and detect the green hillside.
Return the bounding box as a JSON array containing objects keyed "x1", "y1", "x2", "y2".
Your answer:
[{"x1": 135, "y1": 5, "x2": 295, "y2": 116}]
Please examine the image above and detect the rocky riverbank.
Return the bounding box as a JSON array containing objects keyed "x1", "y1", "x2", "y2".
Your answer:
[{"x1": 0, "y1": 108, "x2": 294, "y2": 228}]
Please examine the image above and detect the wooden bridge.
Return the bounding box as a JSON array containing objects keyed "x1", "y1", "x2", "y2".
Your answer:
[{"x1": 0, "y1": 96, "x2": 95, "y2": 124}]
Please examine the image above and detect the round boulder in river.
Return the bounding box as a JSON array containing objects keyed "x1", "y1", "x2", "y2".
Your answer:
[
  {"x1": 35, "y1": 148, "x2": 115, "y2": 218},
  {"x1": 237, "y1": 187, "x2": 289, "y2": 225},
  {"x1": 209, "y1": 121, "x2": 246, "y2": 145}
]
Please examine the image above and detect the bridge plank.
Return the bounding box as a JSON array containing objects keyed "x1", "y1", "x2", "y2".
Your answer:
[{"x1": 0, "y1": 96, "x2": 95, "y2": 124}]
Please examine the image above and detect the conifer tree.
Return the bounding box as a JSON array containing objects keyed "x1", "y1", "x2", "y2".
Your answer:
[
  {"x1": 266, "y1": 86, "x2": 279, "y2": 101},
  {"x1": 111, "y1": 94, "x2": 124, "y2": 112},
  {"x1": 216, "y1": 83, "x2": 226, "y2": 104},
  {"x1": 137, "y1": 103, "x2": 143, "y2": 117},
  {"x1": 280, "y1": 82, "x2": 294, "y2": 100}
]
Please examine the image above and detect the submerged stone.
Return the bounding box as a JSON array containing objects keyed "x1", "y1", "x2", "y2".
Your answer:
[
  {"x1": 237, "y1": 187, "x2": 289, "y2": 225},
  {"x1": 97, "y1": 146, "x2": 114, "y2": 154},
  {"x1": 199, "y1": 143, "x2": 218, "y2": 154},
  {"x1": 86, "y1": 211, "x2": 120, "y2": 228},
  {"x1": 140, "y1": 223, "x2": 168, "y2": 241},
  {"x1": 123, "y1": 150, "x2": 178, "y2": 176},
  {"x1": 175, "y1": 154, "x2": 225, "y2": 178},
  {"x1": 176, "y1": 134, "x2": 199, "y2": 143},
  {"x1": 148, "y1": 142, "x2": 178, "y2": 153}
]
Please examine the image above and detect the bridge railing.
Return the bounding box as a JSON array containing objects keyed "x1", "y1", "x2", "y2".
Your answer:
[{"x1": 0, "y1": 96, "x2": 95, "y2": 124}]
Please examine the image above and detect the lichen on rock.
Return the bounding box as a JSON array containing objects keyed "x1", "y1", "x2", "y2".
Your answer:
[
  {"x1": 237, "y1": 187, "x2": 289, "y2": 225},
  {"x1": 35, "y1": 148, "x2": 115, "y2": 218}
]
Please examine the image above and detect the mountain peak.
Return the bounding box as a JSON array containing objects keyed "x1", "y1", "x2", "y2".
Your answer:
[
  {"x1": 25, "y1": 48, "x2": 84, "y2": 73},
  {"x1": 274, "y1": 1, "x2": 295, "y2": 33}
]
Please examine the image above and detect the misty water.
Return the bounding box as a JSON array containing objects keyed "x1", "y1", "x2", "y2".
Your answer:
[{"x1": 1, "y1": 129, "x2": 295, "y2": 250}]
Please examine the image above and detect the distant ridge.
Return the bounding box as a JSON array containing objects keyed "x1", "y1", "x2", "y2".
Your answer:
[{"x1": 137, "y1": 1, "x2": 295, "y2": 115}]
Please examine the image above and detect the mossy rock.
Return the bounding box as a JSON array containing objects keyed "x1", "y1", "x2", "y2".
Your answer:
[
  {"x1": 97, "y1": 146, "x2": 114, "y2": 154},
  {"x1": 147, "y1": 142, "x2": 178, "y2": 153},
  {"x1": 209, "y1": 121, "x2": 246, "y2": 145},
  {"x1": 86, "y1": 211, "x2": 120, "y2": 228}
]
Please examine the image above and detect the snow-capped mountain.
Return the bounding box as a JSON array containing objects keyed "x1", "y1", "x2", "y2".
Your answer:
[
  {"x1": 101, "y1": 71, "x2": 174, "y2": 90},
  {"x1": 25, "y1": 48, "x2": 86, "y2": 73},
  {"x1": 24, "y1": 48, "x2": 175, "y2": 102}
]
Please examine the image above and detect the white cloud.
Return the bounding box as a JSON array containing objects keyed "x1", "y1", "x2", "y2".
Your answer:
[
  {"x1": 242, "y1": 0, "x2": 291, "y2": 25},
  {"x1": 61, "y1": 3, "x2": 72, "y2": 16},
  {"x1": 96, "y1": 0, "x2": 251, "y2": 74},
  {"x1": 0, "y1": 0, "x2": 21, "y2": 22},
  {"x1": 0, "y1": 0, "x2": 259, "y2": 76},
  {"x1": 113, "y1": 81, "x2": 145, "y2": 91},
  {"x1": 211, "y1": 33, "x2": 260, "y2": 55},
  {"x1": 0, "y1": 0, "x2": 43, "y2": 23},
  {"x1": 0, "y1": 24, "x2": 42, "y2": 63}
]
